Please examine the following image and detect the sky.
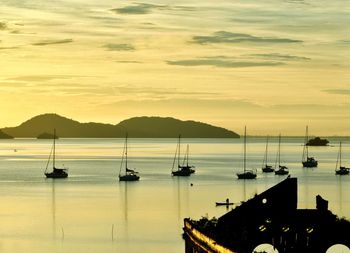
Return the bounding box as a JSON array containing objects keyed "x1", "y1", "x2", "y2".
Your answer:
[{"x1": 0, "y1": 0, "x2": 349, "y2": 135}]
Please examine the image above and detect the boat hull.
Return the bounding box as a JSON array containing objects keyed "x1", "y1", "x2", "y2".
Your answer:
[
  {"x1": 302, "y1": 158, "x2": 318, "y2": 168},
  {"x1": 262, "y1": 165, "x2": 274, "y2": 173},
  {"x1": 237, "y1": 171, "x2": 256, "y2": 179},
  {"x1": 45, "y1": 172, "x2": 68, "y2": 178},
  {"x1": 179, "y1": 165, "x2": 195, "y2": 174},
  {"x1": 302, "y1": 161, "x2": 318, "y2": 168},
  {"x1": 335, "y1": 167, "x2": 350, "y2": 175},
  {"x1": 216, "y1": 202, "x2": 234, "y2": 206},
  {"x1": 172, "y1": 169, "x2": 191, "y2": 176},
  {"x1": 119, "y1": 174, "x2": 140, "y2": 181},
  {"x1": 275, "y1": 169, "x2": 289, "y2": 175}
]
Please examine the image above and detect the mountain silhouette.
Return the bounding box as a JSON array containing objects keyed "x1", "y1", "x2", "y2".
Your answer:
[
  {"x1": 1, "y1": 114, "x2": 239, "y2": 138},
  {"x1": 0, "y1": 129, "x2": 13, "y2": 139}
]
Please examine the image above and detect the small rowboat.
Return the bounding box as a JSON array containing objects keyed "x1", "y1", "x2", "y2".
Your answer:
[{"x1": 216, "y1": 202, "x2": 234, "y2": 206}]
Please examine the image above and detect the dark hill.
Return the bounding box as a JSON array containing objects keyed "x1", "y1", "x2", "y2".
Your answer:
[
  {"x1": 117, "y1": 117, "x2": 238, "y2": 138},
  {"x1": 2, "y1": 114, "x2": 119, "y2": 138},
  {"x1": 0, "y1": 130, "x2": 13, "y2": 139},
  {"x1": 1, "y1": 114, "x2": 239, "y2": 138}
]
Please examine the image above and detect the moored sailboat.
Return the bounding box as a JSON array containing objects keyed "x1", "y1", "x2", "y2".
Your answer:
[
  {"x1": 236, "y1": 127, "x2": 257, "y2": 179},
  {"x1": 335, "y1": 142, "x2": 350, "y2": 175},
  {"x1": 274, "y1": 134, "x2": 289, "y2": 175},
  {"x1": 179, "y1": 144, "x2": 195, "y2": 174},
  {"x1": 172, "y1": 135, "x2": 193, "y2": 176},
  {"x1": 262, "y1": 136, "x2": 274, "y2": 173},
  {"x1": 44, "y1": 129, "x2": 68, "y2": 179},
  {"x1": 302, "y1": 126, "x2": 318, "y2": 168},
  {"x1": 119, "y1": 133, "x2": 140, "y2": 181}
]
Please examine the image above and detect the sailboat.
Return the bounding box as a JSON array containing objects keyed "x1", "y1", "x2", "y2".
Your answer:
[
  {"x1": 179, "y1": 144, "x2": 195, "y2": 174},
  {"x1": 335, "y1": 142, "x2": 350, "y2": 175},
  {"x1": 236, "y1": 127, "x2": 257, "y2": 179},
  {"x1": 274, "y1": 134, "x2": 289, "y2": 175},
  {"x1": 302, "y1": 126, "x2": 318, "y2": 168},
  {"x1": 262, "y1": 136, "x2": 274, "y2": 173},
  {"x1": 119, "y1": 133, "x2": 140, "y2": 181},
  {"x1": 44, "y1": 129, "x2": 68, "y2": 178},
  {"x1": 172, "y1": 135, "x2": 194, "y2": 176}
]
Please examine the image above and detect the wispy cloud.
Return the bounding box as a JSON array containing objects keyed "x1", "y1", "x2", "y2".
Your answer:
[
  {"x1": 111, "y1": 3, "x2": 157, "y2": 14},
  {"x1": 0, "y1": 46, "x2": 21, "y2": 50},
  {"x1": 31, "y1": 39, "x2": 73, "y2": 46},
  {"x1": 192, "y1": 31, "x2": 303, "y2": 45},
  {"x1": 111, "y1": 3, "x2": 195, "y2": 15},
  {"x1": 249, "y1": 53, "x2": 310, "y2": 61},
  {"x1": 115, "y1": 60, "x2": 142, "y2": 64},
  {"x1": 103, "y1": 43, "x2": 135, "y2": 51},
  {"x1": 6, "y1": 75, "x2": 81, "y2": 82},
  {"x1": 323, "y1": 89, "x2": 350, "y2": 96},
  {"x1": 283, "y1": 0, "x2": 309, "y2": 5},
  {"x1": 167, "y1": 56, "x2": 284, "y2": 68}
]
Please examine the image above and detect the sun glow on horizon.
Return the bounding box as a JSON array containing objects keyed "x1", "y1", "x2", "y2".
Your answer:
[{"x1": 1, "y1": 0, "x2": 349, "y2": 135}]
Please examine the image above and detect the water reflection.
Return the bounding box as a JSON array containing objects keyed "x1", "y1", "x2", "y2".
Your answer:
[
  {"x1": 174, "y1": 177, "x2": 190, "y2": 225},
  {"x1": 119, "y1": 182, "x2": 129, "y2": 241},
  {"x1": 51, "y1": 180, "x2": 56, "y2": 240}
]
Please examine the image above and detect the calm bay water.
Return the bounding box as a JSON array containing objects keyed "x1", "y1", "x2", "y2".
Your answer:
[{"x1": 0, "y1": 137, "x2": 349, "y2": 253}]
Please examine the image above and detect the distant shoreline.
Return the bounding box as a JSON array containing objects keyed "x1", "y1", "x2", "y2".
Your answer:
[{"x1": 1, "y1": 136, "x2": 350, "y2": 139}]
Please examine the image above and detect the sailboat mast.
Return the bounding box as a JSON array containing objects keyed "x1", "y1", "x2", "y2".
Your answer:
[
  {"x1": 244, "y1": 126, "x2": 246, "y2": 173},
  {"x1": 340, "y1": 141, "x2": 342, "y2": 167},
  {"x1": 125, "y1": 133, "x2": 128, "y2": 170},
  {"x1": 306, "y1": 126, "x2": 309, "y2": 158},
  {"x1": 178, "y1": 135, "x2": 181, "y2": 169},
  {"x1": 186, "y1": 144, "x2": 189, "y2": 167},
  {"x1": 278, "y1": 134, "x2": 281, "y2": 167},
  {"x1": 264, "y1": 136, "x2": 269, "y2": 166},
  {"x1": 53, "y1": 129, "x2": 56, "y2": 169}
]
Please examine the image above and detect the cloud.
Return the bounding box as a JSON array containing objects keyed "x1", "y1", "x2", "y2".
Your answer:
[
  {"x1": 6, "y1": 75, "x2": 84, "y2": 82},
  {"x1": 167, "y1": 56, "x2": 284, "y2": 68},
  {"x1": 115, "y1": 60, "x2": 142, "y2": 64},
  {"x1": 192, "y1": 31, "x2": 303, "y2": 45},
  {"x1": 111, "y1": 3, "x2": 195, "y2": 15},
  {"x1": 323, "y1": 89, "x2": 350, "y2": 96},
  {"x1": 284, "y1": 0, "x2": 309, "y2": 5},
  {"x1": 249, "y1": 53, "x2": 310, "y2": 61},
  {"x1": 103, "y1": 43, "x2": 135, "y2": 51},
  {"x1": 111, "y1": 3, "x2": 157, "y2": 14},
  {"x1": 0, "y1": 46, "x2": 20, "y2": 50},
  {"x1": 0, "y1": 22, "x2": 7, "y2": 30},
  {"x1": 113, "y1": 86, "x2": 219, "y2": 98},
  {"x1": 31, "y1": 39, "x2": 73, "y2": 46}
]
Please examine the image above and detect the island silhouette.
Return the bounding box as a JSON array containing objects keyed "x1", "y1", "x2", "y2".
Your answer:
[
  {"x1": 0, "y1": 130, "x2": 13, "y2": 139},
  {"x1": 0, "y1": 113, "x2": 239, "y2": 138},
  {"x1": 307, "y1": 137, "x2": 329, "y2": 146}
]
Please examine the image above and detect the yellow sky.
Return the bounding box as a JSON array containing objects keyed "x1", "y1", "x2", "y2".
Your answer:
[{"x1": 0, "y1": 0, "x2": 349, "y2": 135}]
